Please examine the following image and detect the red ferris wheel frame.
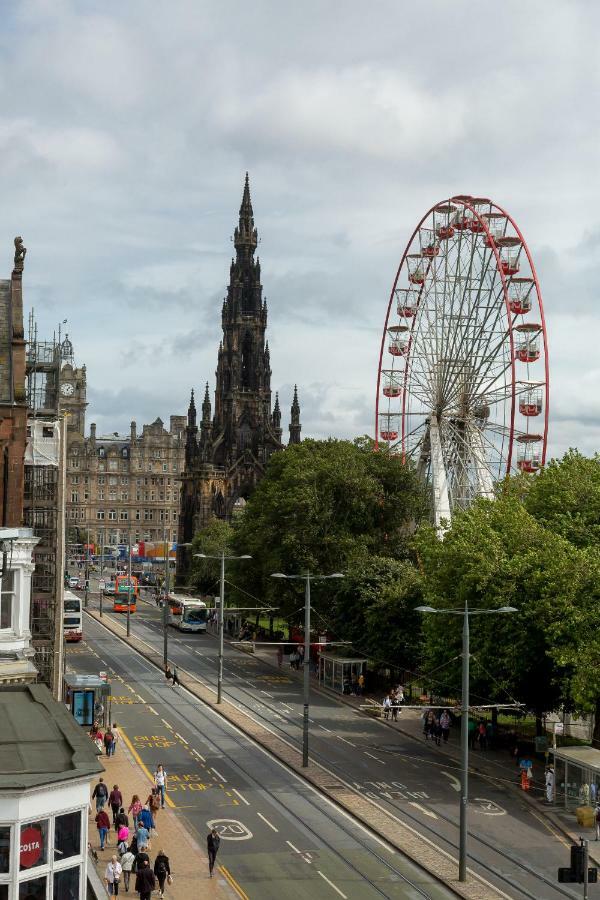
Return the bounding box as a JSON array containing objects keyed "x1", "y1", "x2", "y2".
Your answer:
[{"x1": 374, "y1": 195, "x2": 549, "y2": 480}]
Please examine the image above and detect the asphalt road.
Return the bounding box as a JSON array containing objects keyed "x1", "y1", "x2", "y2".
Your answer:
[{"x1": 69, "y1": 612, "x2": 456, "y2": 900}]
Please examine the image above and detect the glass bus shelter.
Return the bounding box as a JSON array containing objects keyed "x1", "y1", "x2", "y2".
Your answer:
[{"x1": 317, "y1": 651, "x2": 366, "y2": 695}]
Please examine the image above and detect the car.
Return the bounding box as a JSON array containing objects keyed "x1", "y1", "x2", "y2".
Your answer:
[{"x1": 68, "y1": 576, "x2": 79, "y2": 588}]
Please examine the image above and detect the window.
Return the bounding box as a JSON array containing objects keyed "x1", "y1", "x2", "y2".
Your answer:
[
  {"x1": 54, "y1": 811, "x2": 81, "y2": 862},
  {"x1": 135, "y1": 510, "x2": 141, "y2": 521},
  {"x1": 70, "y1": 492, "x2": 78, "y2": 503},
  {"x1": 84, "y1": 492, "x2": 89, "y2": 501},
  {"x1": 121, "y1": 477, "x2": 128, "y2": 485},
  {"x1": 109, "y1": 491, "x2": 117, "y2": 501},
  {"x1": 20, "y1": 820, "x2": 48, "y2": 871},
  {"x1": 0, "y1": 570, "x2": 15, "y2": 630},
  {"x1": 109, "y1": 460, "x2": 118, "y2": 471},
  {"x1": 98, "y1": 447, "x2": 106, "y2": 458},
  {"x1": 98, "y1": 462, "x2": 105, "y2": 472},
  {"x1": 53, "y1": 866, "x2": 80, "y2": 897},
  {"x1": 120, "y1": 511, "x2": 128, "y2": 520},
  {"x1": 96, "y1": 510, "x2": 105, "y2": 520},
  {"x1": 122, "y1": 448, "x2": 129, "y2": 459},
  {"x1": 98, "y1": 476, "x2": 105, "y2": 485},
  {"x1": 121, "y1": 492, "x2": 128, "y2": 501},
  {"x1": 144, "y1": 510, "x2": 153, "y2": 521},
  {"x1": 163, "y1": 464, "x2": 168, "y2": 472},
  {"x1": 109, "y1": 476, "x2": 117, "y2": 485},
  {"x1": 108, "y1": 510, "x2": 117, "y2": 521},
  {"x1": 0, "y1": 825, "x2": 10, "y2": 873},
  {"x1": 19, "y1": 875, "x2": 46, "y2": 898},
  {"x1": 172, "y1": 511, "x2": 178, "y2": 522},
  {"x1": 98, "y1": 491, "x2": 104, "y2": 501},
  {"x1": 136, "y1": 492, "x2": 141, "y2": 501},
  {"x1": 70, "y1": 458, "x2": 80, "y2": 469},
  {"x1": 71, "y1": 476, "x2": 79, "y2": 485}
]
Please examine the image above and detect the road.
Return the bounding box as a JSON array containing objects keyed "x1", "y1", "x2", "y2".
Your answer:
[
  {"x1": 81, "y1": 583, "x2": 583, "y2": 900},
  {"x1": 69, "y1": 612, "x2": 457, "y2": 900}
]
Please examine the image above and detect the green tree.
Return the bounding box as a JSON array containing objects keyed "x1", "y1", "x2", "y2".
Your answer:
[
  {"x1": 232, "y1": 439, "x2": 426, "y2": 623},
  {"x1": 189, "y1": 519, "x2": 234, "y2": 595},
  {"x1": 525, "y1": 450, "x2": 600, "y2": 548}
]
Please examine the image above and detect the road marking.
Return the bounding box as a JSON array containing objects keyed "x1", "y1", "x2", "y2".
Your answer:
[
  {"x1": 175, "y1": 732, "x2": 189, "y2": 745},
  {"x1": 473, "y1": 798, "x2": 506, "y2": 816},
  {"x1": 286, "y1": 840, "x2": 301, "y2": 853},
  {"x1": 317, "y1": 724, "x2": 332, "y2": 733},
  {"x1": 191, "y1": 749, "x2": 206, "y2": 762},
  {"x1": 364, "y1": 751, "x2": 384, "y2": 763},
  {"x1": 219, "y1": 864, "x2": 250, "y2": 900},
  {"x1": 257, "y1": 811, "x2": 279, "y2": 832},
  {"x1": 208, "y1": 819, "x2": 252, "y2": 840},
  {"x1": 119, "y1": 728, "x2": 176, "y2": 809},
  {"x1": 260, "y1": 690, "x2": 274, "y2": 698},
  {"x1": 337, "y1": 736, "x2": 356, "y2": 747},
  {"x1": 211, "y1": 767, "x2": 228, "y2": 782},
  {"x1": 317, "y1": 871, "x2": 347, "y2": 898},
  {"x1": 135, "y1": 693, "x2": 145, "y2": 703},
  {"x1": 161, "y1": 718, "x2": 173, "y2": 730},
  {"x1": 528, "y1": 808, "x2": 571, "y2": 848},
  {"x1": 146, "y1": 705, "x2": 159, "y2": 716},
  {"x1": 232, "y1": 788, "x2": 250, "y2": 806},
  {"x1": 409, "y1": 802, "x2": 438, "y2": 819},
  {"x1": 441, "y1": 771, "x2": 461, "y2": 792}
]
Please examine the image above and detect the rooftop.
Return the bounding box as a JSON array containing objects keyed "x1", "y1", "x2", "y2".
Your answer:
[{"x1": 0, "y1": 683, "x2": 103, "y2": 792}]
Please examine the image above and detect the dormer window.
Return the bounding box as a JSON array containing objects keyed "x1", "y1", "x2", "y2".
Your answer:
[{"x1": 98, "y1": 447, "x2": 106, "y2": 458}]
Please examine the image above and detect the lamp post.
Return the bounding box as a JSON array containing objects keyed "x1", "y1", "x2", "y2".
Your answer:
[
  {"x1": 162, "y1": 527, "x2": 171, "y2": 669},
  {"x1": 272, "y1": 571, "x2": 344, "y2": 767},
  {"x1": 84, "y1": 526, "x2": 90, "y2": 609},
  {"x1": 195, "y1": 551, "x2": 251, "y2": 703},
  {"x1": 126, "y1": 529, "x2": 133, "y2": 637},
  {"x1": 415, "y1": 601, "x2": 516, "y2": 882}
]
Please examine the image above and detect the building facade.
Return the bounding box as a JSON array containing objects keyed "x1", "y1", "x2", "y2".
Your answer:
[
  {"x1": 177, "y1": 175, "x2": 301, "y2": 582},
  {"x1": 65, "y1": 412, "x2": 186, "y2": 551}
]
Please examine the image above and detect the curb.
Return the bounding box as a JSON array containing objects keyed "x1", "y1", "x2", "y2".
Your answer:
[{"x1": 86, "y1": 609, "x2": 507, "y2": 900}]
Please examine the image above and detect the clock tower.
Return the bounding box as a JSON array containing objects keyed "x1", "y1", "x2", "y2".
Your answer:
[{"x1": 58, "y1": 335, "x2": 87, "y2": 437}]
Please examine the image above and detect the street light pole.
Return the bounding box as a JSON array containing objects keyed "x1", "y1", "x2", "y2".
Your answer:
[
  {"x1": 195, "y1": 550, "x2": 252, "y2": 703},
  {"x1": 163, "y1": 528, "x2": 169, "y2": 669},
  {"x1": 126, "y1": 528, "x2": 132, "y2": 637},
  {"x1": 415, "y1": 602, "x2": 516, "y2": 882},
  {"x1": 272, "y1": 571, "x2": 344, "y2": 767},
  {"x1": 459, "y1": 600, "x2": 469, "y2": 882},
  {"x1": 84, "y1": 526, "x2": 90, "y2": 608}
]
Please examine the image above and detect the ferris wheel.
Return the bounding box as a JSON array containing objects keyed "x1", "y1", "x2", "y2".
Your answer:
[{"x1": 375, "y1": 195, "x2": 549, "y2": 531}]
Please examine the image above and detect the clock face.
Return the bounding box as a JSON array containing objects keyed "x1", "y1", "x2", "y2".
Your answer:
[{"x1": 60, "y1": 382, "x2": 75, "y2": 397}]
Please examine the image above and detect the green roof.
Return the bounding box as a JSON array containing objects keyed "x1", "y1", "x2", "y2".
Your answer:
[{"x1": 0, "y1": 683, "x2": 103, "y2": 791}]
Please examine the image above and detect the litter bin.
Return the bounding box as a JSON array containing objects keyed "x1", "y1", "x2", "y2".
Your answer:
[{"x1": 576, "y1": 806, "x2": 595, "y2": 828}]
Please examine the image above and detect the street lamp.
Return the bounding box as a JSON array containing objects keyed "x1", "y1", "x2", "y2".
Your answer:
[
  {"x1": 415, "y1": 601, "x2": 516, "y2": 882},
  {"x1": 195, "y1": 551, "x2": 252, "y2": 703},
  {"x1": 271, "y1": 571, "x2": 344, "y2": 767}
]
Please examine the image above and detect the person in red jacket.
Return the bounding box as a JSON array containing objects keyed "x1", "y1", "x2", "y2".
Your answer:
[
  {"x1": 95, "y1": 808, "x2": 111, "y2": 850},
  {"x1": 108, "y1": 784, "x2": 123, "y2": 826}
]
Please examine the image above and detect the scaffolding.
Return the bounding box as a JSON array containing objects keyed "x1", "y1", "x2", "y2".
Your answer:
[{"x1": 23, "y1": 311, "x2": 66, "y2": 696}]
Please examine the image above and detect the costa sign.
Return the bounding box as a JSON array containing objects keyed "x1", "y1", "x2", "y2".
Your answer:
[{"x1": 20, "y1": 827, "x2": 43, "y2": 868}]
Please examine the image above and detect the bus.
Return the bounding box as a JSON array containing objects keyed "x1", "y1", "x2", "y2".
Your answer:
[
  {"x1": 167, "y1": 595, "x2": 208, "y2": 633},
  {"x1": 64, "y1": 590, "x2": 83, "y2": 642},
  {"x1": 113, "y1": 575, "x2": 139, "y2": 613}
]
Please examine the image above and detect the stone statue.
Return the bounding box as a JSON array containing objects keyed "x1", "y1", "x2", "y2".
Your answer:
[{"x1": 13, "y1": 236, "x2": 26, "y2": 271}]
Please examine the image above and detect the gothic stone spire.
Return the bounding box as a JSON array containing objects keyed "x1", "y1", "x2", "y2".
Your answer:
[{"x1": 289, "y1": 385, "x2": 301, "y2": 445}]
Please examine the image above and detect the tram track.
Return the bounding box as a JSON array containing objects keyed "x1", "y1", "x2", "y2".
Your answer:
[{"x1": 102, "y1": 606, "x2": 579, "y2": 900}]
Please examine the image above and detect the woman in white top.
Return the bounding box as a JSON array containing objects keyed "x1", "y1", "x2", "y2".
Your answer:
[
  {"x1": 119, "y1": 849, "x2": 135, "y2": 892},
  {"x1": 154, "y1": 764, "x2": 167, "y2": 809},
  {"x1": 105, "y1": 855, "x2": 122, "y2": 896}
]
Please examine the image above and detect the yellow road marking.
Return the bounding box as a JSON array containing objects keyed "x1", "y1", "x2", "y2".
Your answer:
[
  {"x1": 219, "y1": 864, "x2": 249, "y2": 899},
  {"x1": 120, "y1": 728, "x2": 176, "y2": 809},
  {"x1": 528, "y1": 808, "x2": 571, "y2": 848}
]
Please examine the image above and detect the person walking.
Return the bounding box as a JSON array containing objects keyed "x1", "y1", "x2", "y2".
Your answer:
[
  {"x1": 119, "y1": 848, "x2": 135, "y2": 892},
  {"x1": 92, "y1": 777, "x2": 109, "y2": 812},
  {"x1": 103, "y1": 726, "x2": 115, "y2": 757},
  {"x1": 391, "y1": 695, "x2": 401, "y2": 722},
  {"x1": 439, "y1": 709, "x2": 451, "y2": 743},
  {"x1": 138, "y1": 805, "x2": 154, "y2": 834},
  {"x1": 115, "y1": 807, "x2": 129, "y2": 833},
  {"x1": 109, "y1": 785, "x2": 123, "y2": 826},
  {"x1": 135, "y1": 821, "x2": 150, "y2": 853},
  {"x1": 95, "y1": 808, "x2": 111, "y2": 851},
  {"x1": 153, "y1": 850, "x2": 171, "y2": 898},
  {"x1": 164, "y1": 665, "x2": 173, "y2": 684},
  {"x1": 105, "y1": 855, "x2": 122, "y2": 895},
  {"x1": 116, "y1": 824, "x2": 129, "y2": 856},
  {"x1": 207, "y1": 826, "x2": 221, "y2": 877},
  {"x1": 134, "y1": 859, "x2": 156, "y2": 900},
  {"x1": 171, "y1": 665, "x2": 181, "y2": 688},
  {"x1": 545, "y1": 766, "x2": 555, "y2": 804},
  {"x1": 154, "y1": 765, "x2": 167, "y2": 809},
  {"x1": 110, "y1": 723, "x2": 120, "y2": 756},
  {"x1": 382, "y1": 695, "x2": 391, "y2": 720},
  {"x1": 358, "y1": 672, "x2": 365, "y2": 695},
  {"x1": 146, "y1": 789, "x2": 161, "y2": 818},
  {"x1": 128, "y1": 794, "x2": 143, "y2": 826}
]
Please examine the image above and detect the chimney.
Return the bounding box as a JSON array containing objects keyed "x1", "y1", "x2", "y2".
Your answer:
[
  {"x1": 89, "y1": 423, "x2": 96, "y2": 444},
  {"x1": 130, "y1": 420, "x2": 137, "y2": 441}
]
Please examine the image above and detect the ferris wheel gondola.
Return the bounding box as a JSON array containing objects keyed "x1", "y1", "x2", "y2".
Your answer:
[{"x1": 375, "y1": 196, "x2": 549, "y2": 532}]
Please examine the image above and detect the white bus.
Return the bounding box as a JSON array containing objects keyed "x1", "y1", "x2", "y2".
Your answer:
[
  {"x1": 64, "y1": 590, "x2": 83, "y2": 642},
  {"x1": 167, "y1": 595, "x2": 208, "y2": 633}
]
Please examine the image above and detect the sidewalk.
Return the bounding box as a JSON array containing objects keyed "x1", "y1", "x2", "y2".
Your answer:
[
  {"x1": 243, "y1": 636, "x2": 600, "y2": 860},
  {"x1": 88, "y1": 738, "x2": 235, "y2": 898}
]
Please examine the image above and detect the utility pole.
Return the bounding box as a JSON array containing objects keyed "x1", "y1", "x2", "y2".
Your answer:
[
  {"x1": 163, "y1": 526, "x2": 169, "y2": 669},
  {"x1": 84, "y1": 525, "x2": 90, "y2": 608},
  {"x1": 459, "y1": 600, "x2": 469, "y2": 883},
  {"x1": 126, "y1": 528, "x2": 132, "y2": 637}
]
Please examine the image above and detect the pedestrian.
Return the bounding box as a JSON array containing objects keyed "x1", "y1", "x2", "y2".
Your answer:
[
  {"x1": 92, "y1": 777, "x2": 109, "y2": 812},
  {"x1": 120, "y1": 848, "x2": 135, "y2": 892},
  {"x1": 277, "y1": 645, "x2": 283, "y2": 668},
  {"x1": 105, "y1": 854, "x2": 122, "y2": 895},
  {"x1": 358, "y1": 672, "x2": 365, "y2": 695},
  {"x1": 95, "y1": 808, "x2": 111, "y2": 851},
  {"x1": 146, "y1": 789, "x2": 161, "y2": 818},
  {"x1": 110, "y1": 722, "x2": 120, "y2": 755},
  {"x1": 596, "y1": 805, "x2": 600, "y2": 841},
  {"x1": 128, "y1": 794, "x2": 143, "y2": 825},
  {"x1": 382, "y1": 695, "x2": 391, "y2": 720},
  {"x1": 351, "y1": 675, "x2": 358, "y2": 696},
  {"x1": 432, "y1": 716, "x2": 442, "y2": 746},
  {"x1": 154, "y1": 765, "x2": 167, "y2": 809},
  {"x1": 135, "y1": 821, "x2": 150, "y2": 852},
  {"x1": 391, "y1": 695, "x2": 401, "y2": 722},
  {"x1": 134, "y1": 848, "x2": 149, "y2": 874},
  {"x1": 440, "y1": 709, "x2": 451, "y2": 743},
  {"x1": 153, "y1": 849, "x2": 171, "y2": 898},
  {"x1": 207, "y1": 826, "x2": 221, "y2": 877},
  {"x1": 164, "y1": 665, "x2": 173, "y2": 684},
  {"x1": 116, "y1": 824, "x2": 129, "y2": 856},
  {"x1": 134, "y1": 859, "x2": 156, "y2": 900},
  {"x1": 138, "y1": 804, "x2": 154, "y2": 834},
  {"x1": 477, "y1": 721, "x2": 487, "y2": 750},
  {"x1": 289, "y1": 650, "x2": 297, "y2": 670},
  {"x1": 424, "y1": 709, "x2": 435, "y2": 740},
  {"x1": 115, "y1": 807, "x2": 129, "y2": 833},
  {"x1": 172, "y1": 665, "x2": 181, "y2": 687},
  {"x1": 109, "y1": 785, "x2": 123, "y2": 826},
  {"x1": 103, "y1": 726, "x2": 114, "y2": 757},
  {"x1": 545, "y1": 766, "x2": 554, "y2": 804},
  {"x1": 298, "y1": 644, "x2": 305, "y2": 667}
]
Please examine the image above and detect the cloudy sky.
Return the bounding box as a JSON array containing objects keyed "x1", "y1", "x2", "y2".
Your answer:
[{"x1": 0, "y1": 0, "x2": 597, "y2": 459}]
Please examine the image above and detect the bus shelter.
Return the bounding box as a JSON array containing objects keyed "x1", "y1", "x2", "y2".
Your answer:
[
  {"x1": 317, "y1": 650, "x2": 367, "y2": 695},
  {"x1": 63, "y1": 673, "x2": 111, "y2": 728},
  {"x1": 550, "y1": 745, "x2": 600, "y2": 809}
]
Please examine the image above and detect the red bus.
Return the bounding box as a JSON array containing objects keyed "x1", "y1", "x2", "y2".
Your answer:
[{"x1": 113, "y1": 575, "x2": 139, "y2": 613}]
